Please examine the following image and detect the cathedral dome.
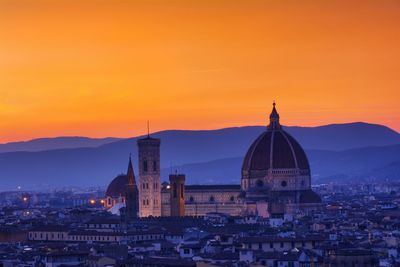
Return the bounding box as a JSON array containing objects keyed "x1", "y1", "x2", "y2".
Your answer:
[
  {"x1": 106, "y1": 174, "x2": 128, "y2": 198},
  {"x1": 242, "y1": 103, "x2": 310, "y2": 173}
]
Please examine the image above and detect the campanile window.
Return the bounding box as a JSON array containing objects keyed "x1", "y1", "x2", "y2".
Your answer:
[{"x1": 173, "y1": 183, "x2": 177, "y2": 198}]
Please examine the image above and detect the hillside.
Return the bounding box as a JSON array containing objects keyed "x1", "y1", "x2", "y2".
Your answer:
[{"x1": 0, "y1": 122, "x2": 399, "y2": 190}]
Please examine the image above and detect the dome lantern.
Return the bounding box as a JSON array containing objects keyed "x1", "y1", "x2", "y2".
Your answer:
[{"x1": 268, "y1": 101, "x2": 281, "y2": 130}]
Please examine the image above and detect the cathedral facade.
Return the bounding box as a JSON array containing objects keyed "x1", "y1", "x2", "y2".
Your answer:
[{"x1": 104, "y1": 103, "x2": 321, "y2": 218}]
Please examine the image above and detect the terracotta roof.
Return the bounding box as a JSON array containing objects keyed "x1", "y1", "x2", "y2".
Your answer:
[
  {"x1": 105, "y1": 174, "x2": 127, "y2": 198},
  {"x1": 242, "y1": 103, "x2": 310, "y2": 172},
  {"x1": 242, "y1": 130, "x2": 310, "y2": 171}
]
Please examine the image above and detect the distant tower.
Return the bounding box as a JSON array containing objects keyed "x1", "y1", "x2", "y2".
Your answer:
[
  {"x1": 137, "y1": 132, "x2": 161, "y2": 217},
  {"x1": 169, "y1": 173, "x2": 185, "y2": 217},
  {"x1": 125, "y1": 155, "x2": 138, "y2": 221}
]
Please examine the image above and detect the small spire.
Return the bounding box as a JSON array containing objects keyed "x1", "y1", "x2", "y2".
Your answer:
[
  {"x1": 268, "y1": 101, "x2": 281, "y2": 130},
  {"x1": 147, "y1": 121, "x2": 150, "y2": 138},
  {"x1": 127, "y1": 154, "x2": 136, "y2": 186}
]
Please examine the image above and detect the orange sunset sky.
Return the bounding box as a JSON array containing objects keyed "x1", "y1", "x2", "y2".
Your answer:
[{"x1": 0, "y1": 0, "x2": 399, "y2": 143}]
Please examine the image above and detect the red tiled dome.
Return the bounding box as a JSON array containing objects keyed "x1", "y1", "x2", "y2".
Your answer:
[
  {"x1": 242, "y1": 102, "x2": 310, "y2": 174},
  {"x1": 106, "y1": 174, "x2": 127, "y2": 197},
  {"x1": 242, "y1": 129, "x2": 310, "y2": 172}
]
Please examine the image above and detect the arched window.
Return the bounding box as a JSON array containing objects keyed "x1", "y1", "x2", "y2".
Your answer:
[
  {"x1": 256, "y1": 180, "x2": 264, "y2": 187},
  {"x1": 189, "y1": 196, "x2": 194, "y2": 202},
  {"x1": 281, "y1": 180, "x2": 287, "y2": 187},
  {"x1": 153, "y1": 161, "x2": 157, "y2": 171},
  {"x1": 143, "y1": 160, "x2": 148, "y2": 172},
  {"x1": 209, "y1": 196, "x2": 215, "y2": 202},
  {"x1": 230, "y1": 196, "x2": 235, "y2": 202}
]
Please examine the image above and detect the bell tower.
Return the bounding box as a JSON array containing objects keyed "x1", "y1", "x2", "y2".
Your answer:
[{"x1": 137, "y1": 133, "x2": 161, "y2": 217}]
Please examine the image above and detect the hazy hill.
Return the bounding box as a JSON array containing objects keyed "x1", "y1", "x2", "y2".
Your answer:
[
  {"x1": 163, "y1": 145, "x2": 400, "y2": 185},
  {"x1": 1, "y1": 122, "x2": 399, "y2": 154},
  {"x1": 0, "y1": 137, "x2": 121, "y2": 153},
  {"x1": 285, "y1": 122, "x2": 400, "y2": 150},
  {"x1": 0, "y1": 122, "x2": 399, "y2": 190}
]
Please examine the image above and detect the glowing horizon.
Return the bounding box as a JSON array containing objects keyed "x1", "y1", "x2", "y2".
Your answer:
[{"x1": 1, "y1": 0, "x2": 399, "y2": 143}]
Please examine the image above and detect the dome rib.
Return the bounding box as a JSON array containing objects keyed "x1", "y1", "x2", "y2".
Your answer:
[
  {"x1": 280, "y1": 130, "x2": 299, "y2": 169},
  {"x1": 269, "y1": 131, "x2": 275, "y2": 169}
]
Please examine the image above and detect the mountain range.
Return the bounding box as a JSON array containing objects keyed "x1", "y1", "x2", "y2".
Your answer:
[{"x1": 0, "y1": 122, "x2": 399, "y2": 191}]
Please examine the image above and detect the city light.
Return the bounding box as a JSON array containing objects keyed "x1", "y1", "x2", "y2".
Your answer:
[{"x1": 89, "y1": 199, "x2": 96, "y2": 205}]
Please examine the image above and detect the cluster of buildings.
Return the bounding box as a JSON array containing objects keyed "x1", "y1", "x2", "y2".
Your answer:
[
  {"x1": 1, "y1": 186, "x2": 400, "y2": 266},
  {"x1": 0, "y1": 103, "x2": 398, "y2": 266},
  {"x1": 105, "y1": 103, "x2": 322, "y2": 219}
]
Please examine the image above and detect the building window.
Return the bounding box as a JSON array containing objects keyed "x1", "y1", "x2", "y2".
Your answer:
[
  {"x1": 189, "y1": 196, "x2": 194, "y2": 202},
  {"x1": 173, "y1": 183, "x2": 178, "y2": 198},
  {"x1": 210, "y1": 196, "x2": 215, "y2": 202},
  {"x1": 143, "y1": 199, "x2": 146, "y2": 205},
  {"x1": 256, "y1": 180, "x2": 264, "y2": 187},
  {"x1": 230, "y1": 196, "x2": 235, "y2": 202},
  {"x1": 143, "y1": 160, "x2": 148, "y2": 172},
  {"x1": 153, "y1": 161, "x2": 157, "y2": 171},
  {"x1": 180, "y1": 184, "x2": 184, "y2": 198},
  {"x1": 281, "y1": 180, "x2": 287, "y2": 187},
  {"x1": 301, "y1": 180, "x2": 305, "y2": 186}
]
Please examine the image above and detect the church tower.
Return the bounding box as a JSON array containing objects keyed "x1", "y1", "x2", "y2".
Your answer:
[
  {"x1": 125, "y1": 155, "x2": 138, "y2": 221},
  {"x1": 137, "y1": 134, "x2": 161, "y2": 217},
  {"x1": 169, "y1": 173, "x2": 186, "y2": 217}
]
